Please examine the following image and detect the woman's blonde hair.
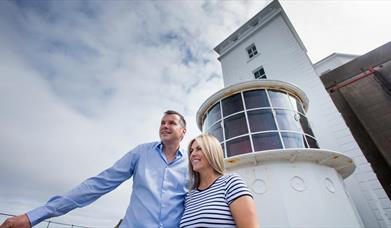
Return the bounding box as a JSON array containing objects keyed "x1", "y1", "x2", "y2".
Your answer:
[{"x1": 187, "y1": 133, "x2": 225, "y2": 190}]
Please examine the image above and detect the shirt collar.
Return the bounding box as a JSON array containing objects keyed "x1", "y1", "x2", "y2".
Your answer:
[{"x1": 156, "y1": 142, "x2": 184, "y2": 159}]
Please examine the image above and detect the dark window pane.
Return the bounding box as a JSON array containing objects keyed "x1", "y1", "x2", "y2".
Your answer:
[
  {"x1": 268, "y1": 90, "x2": 291, "y2": 109},
  {"x1": 281, "y1": 132, "x2": 306, "y2": 149},
  {"x1": 288, "y1": 95, "x2": 305, "y2": 114},
  {"x1": 226, "y1": 136, "x2": 252, "y2": 157},
  {"x1": 244, "y1": 90, "x2": 270, "y2": 109},
  {"x1": 224, "y1": 113, "x2": 248, "y2": 139},
  {"x1": 207, "y1": 121, "x2": 224, "y2": 142},
  {"x1": 306, "y1": 136, "x2": 319, "y2": 148},
  {"x1": 299, "y1": 114, "x2": 315, "y2": 136},
  {"x1": 254, "y1": 68, "x2": 266, "y2": 79},
  {"x1": 275, "y1": 110, "x2": 301, "y2": 131},
  {"x1": 258, "y1": 68, "x2": 264, "y2": 75},
  {"x1": 222, "y1": 93, "x2": 244, "y2": 116},
  {"x1": 252, "y1": 132, "x2": 282, "y2": 151},
  {"x1": 207, "y1": 102, "x2": 221, "y2": 126},
  {"x1": 248, "y1": 109, "x2": 277, "y2": 132}
]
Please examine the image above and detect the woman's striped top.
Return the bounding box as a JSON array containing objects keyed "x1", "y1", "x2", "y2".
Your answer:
[{"x1": 179, "y1": 173, "x2": 252, "y2": 228}]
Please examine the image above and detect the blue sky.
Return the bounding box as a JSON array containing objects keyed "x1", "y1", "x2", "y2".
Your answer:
[{"x1": 1, "y1": 0, "x2": 390, "y2": 226}]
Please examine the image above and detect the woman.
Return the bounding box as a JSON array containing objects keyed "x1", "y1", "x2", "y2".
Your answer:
[{"x1": 180, "y1": 133, "x2": 259, "y2": 228}]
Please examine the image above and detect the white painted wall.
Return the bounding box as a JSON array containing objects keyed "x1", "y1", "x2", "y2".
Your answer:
[
  {"x1": 313, "y1": 54, "x2": 358, "y2": 76},
  {"x1": 230, "y1": 161, "x2": 363, "y2": 228},
  {"x1": 217, "y1": 13, "x2": 390, "y2": 228}
]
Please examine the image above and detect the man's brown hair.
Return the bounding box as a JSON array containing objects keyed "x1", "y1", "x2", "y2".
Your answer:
[{"x1": 164, "y1": 110, "x2": 186, "y2": 128}]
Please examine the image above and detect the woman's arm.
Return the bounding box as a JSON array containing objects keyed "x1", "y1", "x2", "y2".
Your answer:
[{"x1": 229, "y1": 195, "x2": 259, "y2": 228}]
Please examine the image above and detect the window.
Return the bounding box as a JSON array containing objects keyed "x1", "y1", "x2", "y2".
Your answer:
[
  {"x1": 252, "y1": 132, "x2": 282, "y2": 151},
  {"x1": 226, "y1": 136, "x2": 252, "y2": 157},
  {"x1": 205, "y1": 103, "x2": 221, "y2": 128},
  {"x1": 268, "y1": 90, "x2": 291, "y2": 108},
  {"x1": 222, "y1": 93, "x2": 243, "y2": 116},
  {"x1": 224, "y1": 113, "x2": 248, "y2": 139},
  {"x1": 246, "y1": 43, "x2": 258, "y2": 59},
  {"x1": 275, "y1": 110, "x2": 301, "y2": 131},
  {"x1": 200, "y1": 86, "x2": 319, "y2": 158},
  {"x1": 207, "y1": 121, "x2": 224, "y2": 142},
  {"x1": 253, "y1": 67, "x2": 266, "y2": 79},
  {"x1": 281, "y1": 132, "x2": 306, "y2": 149},
  {"x1": 306, "y1": 136, "x2": 319, "y2": 148},
  {"x1": 244, "y1": 89, "x2": 270, "y2": 109},
  {"x1": 248, "y1": 109, "x2": 277, "y2": 132}
]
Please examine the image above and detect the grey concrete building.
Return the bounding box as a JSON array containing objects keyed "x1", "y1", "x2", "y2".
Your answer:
[{"x1": 321, "y1": 41, "x2": 391, "y2": 211}]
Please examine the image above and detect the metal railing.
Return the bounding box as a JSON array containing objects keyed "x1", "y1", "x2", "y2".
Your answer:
[{"x1": 0, "y1": 212, "x2": 94, "y2": 228}]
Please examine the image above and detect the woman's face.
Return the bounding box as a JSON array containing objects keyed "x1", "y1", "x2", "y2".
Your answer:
[{"x1": 189, "y1": 140, "x2": 210, "y2": 173}]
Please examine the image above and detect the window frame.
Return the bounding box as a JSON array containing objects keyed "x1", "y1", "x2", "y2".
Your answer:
[
  {"x1": 246, "y1": 43, "x2": 258, "y2": 59},
  {"x1": 253, "y1": 66, "x2": 267, "y2": 79}
]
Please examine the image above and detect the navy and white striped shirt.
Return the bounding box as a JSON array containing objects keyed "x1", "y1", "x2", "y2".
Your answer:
[{"x1": 180, "y1": 173, "x2": 252, "y2": 228}]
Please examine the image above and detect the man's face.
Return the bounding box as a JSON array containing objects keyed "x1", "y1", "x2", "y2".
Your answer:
[{"x1": 159, "y1": 114, "x2": 186, "y2": 144}]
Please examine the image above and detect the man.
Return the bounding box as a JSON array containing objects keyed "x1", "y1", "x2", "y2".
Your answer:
[{"x1": 1, "y1": 110, "x2": 188, "y2": 228}]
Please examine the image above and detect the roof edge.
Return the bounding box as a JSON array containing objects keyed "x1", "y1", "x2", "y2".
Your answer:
[
  {"x1": 314, "y1": 53, "x2": 360, "y2": 67},
  {"x1": 214, "y1": 0, "x2": 307, "y2": 58}
]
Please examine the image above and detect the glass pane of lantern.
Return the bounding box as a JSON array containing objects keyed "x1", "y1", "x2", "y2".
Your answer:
[
  {"x1": 268, "y1": 90, "x2": 292, "y2": 109},
  {"x1": 248, "y1": 109, "x2": 277, "y2": 132},
  {"x1": 243, "y1": 89, "x2": 270, "y2": 109},
  {"x1": 222, "y1": 93, "x2": 244, "y2": 117},
  {"x1": 207, "y1": 121, "x2": 224, "y2": 142},
  {"x1": 207, "y1": 102, "x2": 221, "y2": 127},
  {"x1": 202, "y1": 117, "x2": 208, "y2": 132},
  {"x1": 281, "y1": 132, "x2": 306, "y2": 149},
  {"x1": 299, "y1": 114, "x2": 315, "y2": 136},
  {"x1": 226, "y1": 136, "x2": 252, "y2": 157},
  {"x1": 306, "y1": 136, "x2": 319, "y2": 148},
  {"x1": 224, "y1": 113, "x2": 248, "y2": 140},
  {"x1": 275, "y1": 110, "x2": 301, "y2": 131},
  {"x1": 252, "y1": 132, "x2": 283, "y2": 151},
  {"x1": 288, "y1": 95, "x2": 305, "y2": 114}
]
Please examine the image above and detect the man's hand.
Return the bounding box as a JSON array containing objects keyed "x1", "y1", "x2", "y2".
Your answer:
[{"x1": 0, "y1": 214, "x2": 31, "y2": 228}]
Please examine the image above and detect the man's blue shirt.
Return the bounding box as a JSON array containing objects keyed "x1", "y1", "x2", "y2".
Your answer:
[{"x1": 27, "y1": 142, "x2": 189, "y2": 228}]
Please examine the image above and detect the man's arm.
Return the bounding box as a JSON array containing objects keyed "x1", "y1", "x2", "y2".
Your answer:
[
  {"x1": 0, "y1": 214, "x2": 31, "y2": 228},
  {"x1": 1, "y1": 146, "x2": 140, "y2": 227}
]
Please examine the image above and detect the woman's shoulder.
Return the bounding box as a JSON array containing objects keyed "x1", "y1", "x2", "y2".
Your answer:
[
  {"x1": 219, "y1": 173, "x2": 245, "y2": 187},
  {"x1": 221, "y1": 173, "x2": 242, "y2": 181}
]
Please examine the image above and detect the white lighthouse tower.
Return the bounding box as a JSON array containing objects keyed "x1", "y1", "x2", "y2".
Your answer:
[
  {"x1": 196, "y1": 80, "x2": 363, "y2": 227},
  {"x1": 195, "y1": 1, "x2": 366, "y2": 227}
]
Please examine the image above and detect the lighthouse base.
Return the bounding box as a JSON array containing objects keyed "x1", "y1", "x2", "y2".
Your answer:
[{"x1": 225, "y1": 149, "x2": 364, "y2": 228}]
